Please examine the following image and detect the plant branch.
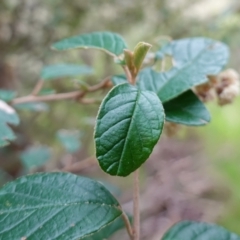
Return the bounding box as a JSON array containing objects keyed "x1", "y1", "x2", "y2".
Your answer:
[
  {"x1": 123, "y1": 65, "x2": 134, "y2": 84},
  {"x1": 62, "y1": 156, "x2": 96, "y2": 172},
  {"x1": 12, "y1": 78, "x2": 111, "y2": 105},
  {"x1": 31, "y1": 79, "x2": 44, "y2": 96},
  {"x1": 133, "y1": 169, "x2": 140, "y2": 240},
  {"x1": 122, "y1": 211, "x2": 134, "y2": 240}
]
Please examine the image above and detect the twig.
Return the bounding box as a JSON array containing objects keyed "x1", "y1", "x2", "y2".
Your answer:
[
  {"x1": 12, "y1": 91, "x2": 81, "y2": 104},
  {"x1": 31, "y1": 80, "x2": 44, "y2": 96},
  {"x1": 133, "y1": 170, "x2": 140, "y2": 240},
  {"x1": 122, "y1": 211, "x2": 134, "y2": 240},
  {"x1": 123, "y1": 65, "x2": 134, "y2": 84},
  {"x1": 12, "y1": 78, "x2": 111, "y2": 105},
  {"x1": 62, "y1": 156, "x2": 96, "y2": 172}
]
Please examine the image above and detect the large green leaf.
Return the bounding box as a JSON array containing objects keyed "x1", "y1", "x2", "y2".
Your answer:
[
  {"x1": 52, "y1": 31, "x2": 127, "y2": 57},
  {"x1": 147, "y1": 38, "x2": 229, "y2": 102},
  {"x1": 41, "y1": 64, "x2": 93, "y2": 81},
  {"x1": 83, "y1": 215, "x2": 127, "y2": 240},
  {"x1": 137, "y1": 66, "x2": 206, "y2": 102},
  {"x1": 162, "y1": 221, "x2": 240, "y2": 240},
  {"x1": 0, "y1": 172, "x2": 122, "y2": 239},
  {"x1": 0, "y1": 100, "x2": 19, "y2": 147},
  {"x1": 20, "y1": 145, "x2": 52, "y2": 170},
  {"x1": 95, "y1": 83, "x2": 164, "y2": 176},
  {"x1": 159, "y1": 37, "x2": 229, "y2": 73},
  {"x1": 163, "y1": 90, "x2": 211, "y2": 126}
]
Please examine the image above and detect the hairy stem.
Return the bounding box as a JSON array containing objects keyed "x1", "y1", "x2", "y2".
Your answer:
[{"x1": 133, "y1": 169, "x2": 140, "y2": 240}]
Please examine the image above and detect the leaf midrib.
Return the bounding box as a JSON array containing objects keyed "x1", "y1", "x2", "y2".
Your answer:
[{"x1": 117, "y1": 90, "x2": 140, "y2": 175}]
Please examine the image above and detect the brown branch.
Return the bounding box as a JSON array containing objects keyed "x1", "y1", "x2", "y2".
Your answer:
[
  {"x1": 12, "y1": 78, "x2": 111, "y2": 105},
  {"x1": 123, "y1": 65, "x2": 134, "y2": 84},
  {"x1": 61, "y1": 156, "x2": 96, "y2": 172},
  {"x1": 31, "y1": 80, "x2": 44, "y2": 96},
  {"x1": 133, "y1": 169, "x2": 140, "y2": 240},
  {"x1": 122, "y1": 211, "x2": 134, "y2": 240}
]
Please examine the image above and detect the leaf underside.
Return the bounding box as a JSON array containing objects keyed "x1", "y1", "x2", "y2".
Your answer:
[
  {"x1": 95, "y1": 83, "x2": 165, "y2": 176},
  {"x1": 163, "y1": 90, "x2": 211, "y2": 126},
  {"x1": 0, "y1": 172, "x2": 122, "y2": 239},
  {"x1": 41, "y1": 64, "x2": 93, "y2": 80},
  {"x1": 52, "y1": 31, "x2": 127, "y2": 57},
  {"x1": 162, "y1": 221, "x2": 240, "y2": 240},
  {"x1": 0, "y1": 100, "x2": 19, "y2": 147}
]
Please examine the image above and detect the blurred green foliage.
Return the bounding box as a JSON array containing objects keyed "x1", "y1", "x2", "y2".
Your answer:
[{"x1": 0, "y1": 0, "x2": 240, "y2": 235}]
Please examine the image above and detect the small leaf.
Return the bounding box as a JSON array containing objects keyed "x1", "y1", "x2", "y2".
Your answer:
[
  {"x1": 20, "y1": 145, "x2": 52, "y2": 170},
  {"x1": 164, "y1": 90, "x2": 211, "y2": 126},
  {"x1": 0, "y1": 89, "x2": 17, "y2": 102},
  {"x1": 52, "y1": 31, "x2": 127, "y2": 57},
  {"x1": 133, "y1": 42, "x2": 152, "y2": 72},
  {"x1": 124, "y1": 49, "x2": 136, "y2": 77},
  {"x1": 111, "y1": 75, "x2": 128, "y2": 86},
  {"x1": 162, "y1": 221, "x2": 240, "y2": 240},
  {"x1": 15, "y1": 102, "x2": 49, "y2": 112},
  {"x1": 95, "y1": 83, "x2": 164, "y2": 176},
  {"x1": 159, "y1": 38, "x2": 229, "y2": 74},
  {"x1": 57, "y1": 129, "x2": 81, "y2": 153},
  {"x1": 41, "y1": 64, "x2": 93, "y2": 81},
  {"x1": 0, "y1": 172, "x2": 122, "y2": 239},
  {"x1": 0, "y1": 100, "x2": 19, "y2": 147}
]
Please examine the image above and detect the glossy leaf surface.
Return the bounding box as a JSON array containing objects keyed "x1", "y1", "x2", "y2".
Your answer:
[
  {"x1": 162, "y1": 221, "x2": 240, "y2": 240},
  {"x1": 83, "y1": 215, "x2": 127, "y2": 240},
  {"x1": 41, "y1": 64, "x2": 93, "y2": 81},
  {"x1": 163, "y1": 90, "x2": 211, "y2": 126},
  {"x1": 95, "y1": 83, "x2": 164, "y2": 176},
  {"x1": 0, "y1": 100, "x2": 19, "y2": 147},
  {"x1": 52, "y1": 31, "x2": 127, "y2": 57},
  {"x1": 0, "y1": 172, "x2": 122, "y2": 239}
]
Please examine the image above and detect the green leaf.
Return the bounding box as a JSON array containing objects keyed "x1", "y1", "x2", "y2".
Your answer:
[
  {"x1": 52, "y1": 31, "x2": 127, "y2": 57},
  {"x1": 150, "y1": 38, "x2": 229, "y2": 102},
  {"x1": 41, "y1": 64, "x2": 93, "y2": 81},
  {"x1": 163, "y1": 90, "x2": 211, "y2": 126},
  {"x1": 57, "y1": 129, "x2": 81, "y2": 153},
  {"x1": 82, "y1": 215, "x2": 126, "y2": 240},
  {"x1": 159, "y1": 38, "x2": 229, "y2": 74},
  {"x1": 0, "y1": 100, "x2": 19, "y2": 147},
  {"x1": 162, "y1": 221, "x2": 240, "y2": 240},
  {"x1": 137, "y1": 67, "x2": 204, "y2": 102},
  {"x1": 111, "y1": 75, "x2": 128, "y2": 85},
  {"x1": 20, "y1": 145, "x2": 52, "y2": 170},
  {"x1": 15, "y1": 102, "x2": 49, "y2": 112},
  {"x1": 0, "y1": 172, "x2": 122, "y2": 239},
  {"x1": 0, "y1": 89, "x2": 17, "y2": 102},
  {"x1": 95, "y1": 83, "x2": 164, "y2": 176},
  {"x1": 133, "y1": 42, "x2": 152, "y2": 72}
]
